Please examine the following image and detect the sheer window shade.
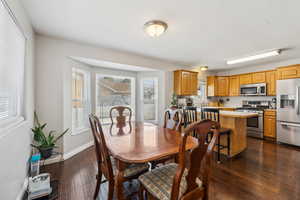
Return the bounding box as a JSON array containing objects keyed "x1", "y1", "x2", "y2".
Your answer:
[{"x1": 0, "y1": 1, "x2": 25, "y2": 127}]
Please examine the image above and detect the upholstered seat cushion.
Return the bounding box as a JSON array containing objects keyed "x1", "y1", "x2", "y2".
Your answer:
[
  {"x1": 139, "y1": 163, "x2": 202, "y2": 200},
  {"x1": 111, "y1": 157, "x2": 149, "y2": 178}
]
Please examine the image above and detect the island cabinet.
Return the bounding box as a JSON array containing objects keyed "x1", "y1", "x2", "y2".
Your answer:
[
  {"x1": 277, "y1": 64, "x2": 300, "y2": 80},
  {"x1": 239, "y1": 73, "x2": 252, "y2": 85},
  {"x1": 229, "y1": 76, "x2": 240, "y2": 96},
  {"x1": 266, "y1": 70, "x2": 277, "y2": 96},
  {"x1": 174, "y1": 70, "x2": 198, "y2": 95},
  {"x1": 264, "y1": 109, "x2": 276, "y2": 139},
  {"x1": 216, "y1": 76, "x2": 229, "y2": 96},
  {"x1": 252, "y1": 72, "x2": 266, "y2": 83}
]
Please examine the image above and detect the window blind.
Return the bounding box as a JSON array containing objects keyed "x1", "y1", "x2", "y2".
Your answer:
[{"x1": 0, "y1": 1, "x2": 25, "y2": 125}]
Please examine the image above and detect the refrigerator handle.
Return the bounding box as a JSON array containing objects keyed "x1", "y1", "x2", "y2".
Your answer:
[
  {"x1": 281, "y1": 122, "x2": 300, "y2": 128},
  {"x1": 297, "y1": 87, "x2": 300, "y2": 115}
]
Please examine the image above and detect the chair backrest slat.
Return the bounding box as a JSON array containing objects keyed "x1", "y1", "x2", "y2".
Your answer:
[
  {"x1": 201, "y1": 108, "x2": 220, "y2": 122},
  {"x1": 183, "y1": 107, "x2": 197, "y2": 128}
]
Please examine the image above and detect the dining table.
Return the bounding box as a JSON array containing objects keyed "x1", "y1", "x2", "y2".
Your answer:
[{"x1": 102, "y1": 121, "x2": 198, "y2": 200}]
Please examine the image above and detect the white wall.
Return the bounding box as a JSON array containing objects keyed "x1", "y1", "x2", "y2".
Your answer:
[
  {"x1": 0, "y1": 0, "x2": 35, "y2": 199},
  {"x1": 35, "y1": 35, "x2": 176, "y2": 157},
  {"x1": 215, "y1": 58, "x2": 300, "y2": 107}
]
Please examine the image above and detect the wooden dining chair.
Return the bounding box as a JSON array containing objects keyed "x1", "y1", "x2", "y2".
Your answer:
[
  {"x1": 109, "y1": 106, "x2": 132, "y2": 124},
  {"x1": 201, "y1": 108, "x2": 231, "y2": 163},
  {"x1": 182, "y1": 106, "x2": 198, "y2": 128},
  {"x1": 139, "y1": 120, "x2": 220, "y2": 200},
  {"x1": 89, "y1": 114, "x2": 149, "y2": 200},
  {"x1": 163, "y1": 109, "x2": 182, "y2": 131},
  {"x1": 150, "y1": 109, "x2": 182, "y2": 169}
]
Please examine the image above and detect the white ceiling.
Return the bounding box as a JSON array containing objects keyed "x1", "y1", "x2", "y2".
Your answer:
[{"x1": 21, "y1": 0, "x2": 300, "y2": 70}]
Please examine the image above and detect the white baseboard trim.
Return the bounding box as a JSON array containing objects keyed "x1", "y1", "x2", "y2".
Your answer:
[
  {"x1": 16, "y1": 177, "x2": 28, "y2": 200},
  {"x1": 63, "y1": 141, "x2": 94, "y2": 160}
]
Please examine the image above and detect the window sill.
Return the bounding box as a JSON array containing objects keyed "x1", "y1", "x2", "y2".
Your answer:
[{"x1": 71, "y1": 127, "x2": 90, "y2": 136}]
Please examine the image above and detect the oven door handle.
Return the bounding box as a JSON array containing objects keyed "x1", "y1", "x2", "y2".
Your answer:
[{"x1": 280, "y1": 122, "x2": 300, "y2": 128}]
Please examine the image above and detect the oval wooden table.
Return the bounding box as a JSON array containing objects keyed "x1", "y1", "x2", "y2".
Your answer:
[{"x1": 102, "y1": 122, "x2": 198, "y2": 200}]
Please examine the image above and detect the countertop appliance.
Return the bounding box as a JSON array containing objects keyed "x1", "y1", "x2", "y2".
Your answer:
[
  {"x1": 236, "y1": 100, "x2": 270, "y2": 139},
  {"x1": 240, "y1": 83, "x2": 267, "y2": 96},
  {"x1": 277, "y1": 79, "x2": 300, "y2": 146}
]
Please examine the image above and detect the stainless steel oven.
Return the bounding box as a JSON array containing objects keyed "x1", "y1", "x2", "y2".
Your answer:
[
  {"x1": 237, "y1": 100, "x2": 269, "y2": 139},
  {"x1": 240, "y1": 83, "x2": 267, "y2": 96},
  {"x1": 246, "y1": 112, "x2": 264, "y2": 138}
]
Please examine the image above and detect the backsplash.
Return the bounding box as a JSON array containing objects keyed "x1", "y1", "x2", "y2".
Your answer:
[{"x1": 218, "y1": 96, "x2": 275, "y2": 107}]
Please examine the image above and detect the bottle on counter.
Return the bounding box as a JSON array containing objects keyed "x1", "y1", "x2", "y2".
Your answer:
[{"x1": 30, "y1": 154, "x2": 41, "y2": 177}]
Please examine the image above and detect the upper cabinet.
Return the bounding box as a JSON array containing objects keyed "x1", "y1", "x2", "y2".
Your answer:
[
  {"x1": 206, "y1": 76, "x2": 229, "y2": 97},
  {"x1": 266, "y1": 70, "x2": 277, "y2": 96},
  {"x1": 229, "y1": 76, "x2": 240, "y2": 96},
  {"x1": 217, "y1": 76, "x2": 229, "y2": 96},
  {"x1": 174, "y1": 70, "x2": 198, "y2": 96},
  {"x1": 205, "y1": 64, "x2": 300, "y2": 97},
  {"x1": 252, "y1": 72, "x2": 266, "y2": 83},
  {"x1": 277, "y1": 64, "x2": 300, "y2": 80},
  {"x1": 207, "y1": 76, "x2": 217, "y2": 97},
  {"x1": 239, "y1": 74, "x2": 252, "y2": 85}
]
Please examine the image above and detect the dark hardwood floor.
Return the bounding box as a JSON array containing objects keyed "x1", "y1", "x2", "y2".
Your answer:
[{"x1": 42, "y1": 137, "x2": 300, "y2": 200}]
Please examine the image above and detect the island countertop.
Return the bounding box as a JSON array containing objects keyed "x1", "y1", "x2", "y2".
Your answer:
[
  {"x1": 196, "y1": 108, "x2": 258, "y2": 118},
  {"x1": 219, "y1": 111, "x2": 258, "y2": 118}
]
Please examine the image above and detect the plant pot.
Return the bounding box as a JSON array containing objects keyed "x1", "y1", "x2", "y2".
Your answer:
[
  {"x1": 39, "y1": 147, "x2": 53, "y2": 159},
  {"x1": 170, "y1": 105, "x2": 178, "y2": 110}
]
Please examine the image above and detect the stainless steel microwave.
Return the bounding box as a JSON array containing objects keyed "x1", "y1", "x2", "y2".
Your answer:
[{"x1": 240, "y1": 83, "x2": 267, "y2": 96}]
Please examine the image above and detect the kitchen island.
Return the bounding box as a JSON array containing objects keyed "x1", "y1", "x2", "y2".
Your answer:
[
  {"x1": 218, "y1": 111, "x2": 258, "y2": 157},
  {"x1": 196, "y1": 108, "x2": 258, "y2": 157}
]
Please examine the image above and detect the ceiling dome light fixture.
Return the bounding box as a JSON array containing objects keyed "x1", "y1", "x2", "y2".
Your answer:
[
  {"x1": 144, "y1": 20, "x2": 168, "y2": 37},
  {"x1": 200, "y1": 66, "x2": 208, "y2": 71}
]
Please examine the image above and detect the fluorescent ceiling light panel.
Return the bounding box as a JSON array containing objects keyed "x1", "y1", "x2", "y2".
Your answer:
[{"x1": 227, "y1": 50, "x2": 280, "y2": 65}]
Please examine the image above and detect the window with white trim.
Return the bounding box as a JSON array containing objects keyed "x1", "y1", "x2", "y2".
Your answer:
[
  {"x1": 96, "y1": 74, "x2": 135, "y2": 124},
  {"x1": 72, "y1": 68, "x2": 91, "y2": 134},
  {"x1": 0, "y1": 1, "x2": 26, "y2": 129}
]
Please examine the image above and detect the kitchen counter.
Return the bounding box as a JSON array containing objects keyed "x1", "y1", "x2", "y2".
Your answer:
[{"x1": 220, "y1": 111, "x2": 258, "y2": 118}]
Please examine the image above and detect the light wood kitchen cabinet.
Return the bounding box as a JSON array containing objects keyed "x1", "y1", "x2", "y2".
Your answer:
[
  {"x1": 229, "y1": 76, "x2": 240, "y2": 96},
  {"x1": 252, "y1": 72, "x2": 266, "y2": 83},
  {"x1": 174, "y1": 70, "x2": 198, "y2": 95},
  {"x1": 277, "y1": 64, "x2": 300, "y2": 80},
  {"x1": 239, "y1": 74, "x2": 252, "y2": 85},
  {"x1": 217, "y1": 76, "x2": 229, "y2": 96},
  {"x1": 266, "y1": 70, "x2": 277, "y2": 96},
  {"x1": 207, "y1": 76, "x2": 217, "y2": 97},
  {"x1": 264, "y1": 110, "x2": 276, "y2": 139}
]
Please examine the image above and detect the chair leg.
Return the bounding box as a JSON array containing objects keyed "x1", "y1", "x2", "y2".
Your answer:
[
  {"x1": 138, "y1": 184, "x2": 144, "y2": 200},
  {"x1": 94, "y1": 173, "x2": 102, "y2": 200},
  {"x1": 108, "y1": 180, "x2": 114, "y2": 200},
  {"x1": 217, "y1": 135, "x2": 221, "y2": 164},
  {"x1": 227, "y1": 133, "x2": 230, "y2": 157}
]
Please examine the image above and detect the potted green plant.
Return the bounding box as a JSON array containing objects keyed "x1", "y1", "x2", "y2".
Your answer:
[
  {"x1": 31, "y1": 111, "x2": 69, "y2": 159},
  {"x1": 170, "y1": 93, "x2": 178, "y2": 109}
]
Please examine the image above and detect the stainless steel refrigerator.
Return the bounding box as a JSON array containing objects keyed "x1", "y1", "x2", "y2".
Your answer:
[{"x1": 277, "y1": 79, "x2": 300, "y2": 146}]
